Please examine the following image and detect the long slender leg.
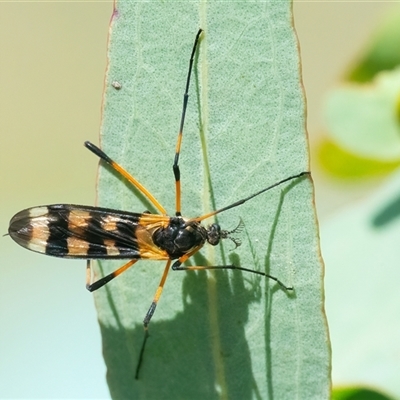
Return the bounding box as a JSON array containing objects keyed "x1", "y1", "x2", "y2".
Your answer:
[
  {"x1": 171, "y1": 259, "x2": 293, "y2": 291},
  {"x1": 173, "y1": 29, "x2": 203, "y2": 216},
  {"x1": 86, "y1": 259, "x2": 138, "y2": 292},
  {"x1": 135, "y1": 259, "x2": 172, "y2": 379},
  {"x1": 191, "y1": 171, "x2": 310, "y2": 223},
  {"x1": 84, "y1": 141, "x2": 167, "y2": 215}
]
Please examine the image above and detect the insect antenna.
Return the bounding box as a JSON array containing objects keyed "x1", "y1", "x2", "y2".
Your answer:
[{"x1": 220, "y1": 218, "x2": 244, "y2": 250}]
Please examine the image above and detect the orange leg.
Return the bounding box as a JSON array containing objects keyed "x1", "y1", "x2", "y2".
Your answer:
[
  {"x1": 86, "y1": 259, "x2": 138, "y2": 292},
  {"x1": 190, "y1": 171, "x2": 310, "y2": 223},
  {"x1": 84, "y1": 141, "x2": 167, "y2": 215},
  {"x1": 135, "y1": 259, "x2": 172, "y2": 379}
]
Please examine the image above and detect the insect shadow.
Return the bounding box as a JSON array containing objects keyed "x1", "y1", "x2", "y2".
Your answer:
[
  {"x1": 98, "y1": 254, "x2": 259, "y2": 399},
  {"x1": 98, "y1": 184, "x2": 297, "y2": 398}
]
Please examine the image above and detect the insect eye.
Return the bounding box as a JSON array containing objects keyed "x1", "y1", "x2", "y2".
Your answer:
[{"x1": 207, "y1": 223, "x2": 221, "y2": 246}]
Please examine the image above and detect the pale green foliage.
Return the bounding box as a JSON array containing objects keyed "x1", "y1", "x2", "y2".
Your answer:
[
  {"x1": 323, "y1": 169, "x2": 400, "y2": 398},
  {"x1": 93, "y1": 1, "x2": 329, "y2": 398},
  {"x1": 326, "y1": 68, "x2": 400, "y2": 161}
]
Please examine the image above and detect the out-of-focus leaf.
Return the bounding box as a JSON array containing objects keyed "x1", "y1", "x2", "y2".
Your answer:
[
  {"x1": 316, "y1": 139, "x2": 400, "y2": 178},
  {"x1": 325, "y1": 68, "x2": 400, "y2": 161},
  {"x1": 332, "y1": 386, "x2": 395, "y2": 400},
  {"x1": 322, "y1": 169, "x2": 400, "y2": 398},
  {"x1": 347, "y1": 7, "x2": 400, "y2": 83}
]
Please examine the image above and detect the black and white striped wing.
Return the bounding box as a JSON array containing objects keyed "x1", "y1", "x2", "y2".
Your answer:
[{"x1": 8, "y1": 204, "x2": 170, "y2": 260}]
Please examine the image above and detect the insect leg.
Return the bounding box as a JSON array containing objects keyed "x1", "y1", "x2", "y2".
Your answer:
[
  {"x1": 192, "y1": 171, "x2": 310, "y2": 223},
  {"x1": 173, "y1": 29, "x2": 203, "y2": 216},
  {"x1": 135, "y1": 259, "x2": 172, "y2": 379},
  {"x1": 171, "y1": 259, "x2": 293, "y2": 291},
  {"x1": 86, "y1": 259, "x2": 138, "y2": 292},
  {"x1": 84, "y1": 141, "x2": 167, "y2": 215}
]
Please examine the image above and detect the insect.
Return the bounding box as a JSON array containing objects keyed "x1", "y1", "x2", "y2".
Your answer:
[{"x1": 8, "y1": 29, "x2": 310, "y2": 379}]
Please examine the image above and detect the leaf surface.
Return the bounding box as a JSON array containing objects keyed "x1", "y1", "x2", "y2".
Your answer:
[{"x1": 94, "y1": 1, "x2": 329, "y2": 398}]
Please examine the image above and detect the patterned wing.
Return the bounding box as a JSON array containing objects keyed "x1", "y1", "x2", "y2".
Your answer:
[{"x1": 8, "y1": 204, "x2": 170, "y2": 260}]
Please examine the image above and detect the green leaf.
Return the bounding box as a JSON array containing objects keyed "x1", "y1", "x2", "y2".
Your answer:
[
  {"x1": 316, "y1": 139, "x2": 400, "y2": 179},
  {"x1": 325, "y1": 68, "x2": 400, "y2": 162},
  {"x1": 93, "y1": 1, "x2": 329, "y2": 398},
  {"x1": 332, "y1": 386, "x2": 395, "y2": 400},
  {"x1": 347, "y1": 7, "x2": 400, "y2": 83}
]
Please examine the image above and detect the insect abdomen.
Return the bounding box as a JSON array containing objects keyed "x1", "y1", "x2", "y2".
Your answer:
[{"x1": 8, "y1": 205, "x2": 143, "y2": 259}]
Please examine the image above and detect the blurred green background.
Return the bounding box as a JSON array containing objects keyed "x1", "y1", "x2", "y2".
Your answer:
[{"x1": 0, "y1": 1, "x2": 397, "y2": 398}]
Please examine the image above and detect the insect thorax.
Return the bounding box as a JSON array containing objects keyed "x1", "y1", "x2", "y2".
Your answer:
[{"x1": 152, "y1": 217, "x2": 208, "y2": 259}]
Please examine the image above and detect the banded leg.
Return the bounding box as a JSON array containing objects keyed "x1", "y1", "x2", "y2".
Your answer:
[
  {"x1": 86, "y1": 259, "x2": 138, "y2": 292},
  {"x1": 191, "y1": 171, "x2": 310, "y2": 223},
  {"x1": 173, "y1": 29, "x2": 203, "y2": 216},
  {"x1": 135, "y1": 259, "x2": 172, "y2": 379},
  {"x1": 84, "y1": 141, "x2": 167, "y2": 215},
  {"x1": 171, "y1": 259, "x2": 293, "y2": 291}
]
